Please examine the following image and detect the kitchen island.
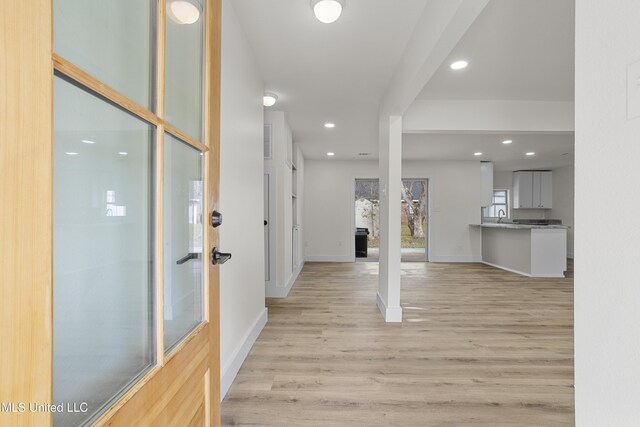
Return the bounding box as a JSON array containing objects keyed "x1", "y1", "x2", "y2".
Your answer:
[{"x1": 471, "y1": 223, "x2": 568, "y2": 278}]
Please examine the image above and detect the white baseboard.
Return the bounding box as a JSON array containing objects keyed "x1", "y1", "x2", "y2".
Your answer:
[
  {"x1": 376, "y1": 292, "x2": 402, "y2": 323},
  {"x1": 220, "y1": 308, "x2": 268, "y2": 400},
  {"x1": 429, "y1": 255, "x2": 482, "y2": 263},
  {"x1": 305, "y1": 255, "x2": 354, "y2": 262},
  {"x1": 482, "y1": 261, "x2": 565, "y2": 278},
  {"x1": 265, "y1": 261, "x2": 304, "y2": 298}
]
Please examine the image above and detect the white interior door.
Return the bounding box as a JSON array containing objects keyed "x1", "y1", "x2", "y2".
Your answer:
[{"x1": 264, "y1": 173, "x2": 272, "y2": 287}]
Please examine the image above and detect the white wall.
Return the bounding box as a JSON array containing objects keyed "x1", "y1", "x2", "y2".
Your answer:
[
  {"x1": 304, "y1": 159, "x2": 481, "y2": 263},
  {"x1": 219, "y1": 0, "x2": 267, "y2": 399},
  {"x1": 575, "y1": 1, "x2": 640, "y2": 425}
]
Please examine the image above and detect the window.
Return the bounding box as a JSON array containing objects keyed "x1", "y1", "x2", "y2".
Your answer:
[{"x1": 483, "y1": 189, "x2": 509, "y2": 218}]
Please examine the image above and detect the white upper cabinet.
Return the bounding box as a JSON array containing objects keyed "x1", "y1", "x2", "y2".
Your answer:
[
  {"x1": 480, "y1": 162, "x2": 494, "y2": 207},
  {"x1": 513, "y1": 171, "x2": 553, "y2": 209}
]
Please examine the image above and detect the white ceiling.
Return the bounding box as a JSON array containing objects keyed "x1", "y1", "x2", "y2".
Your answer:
[
  {"x1": 418, "y1": 0, "x2": 575, "y2": 101},
  {"x1": 231, "y1": 0, "x2": 429, "y2": 159},
  {"x1": 402, "y1": 133, "x2": 574, "y2": 171},
  {"x1": 232, "y1": 0, "x2": 576, "y2": 169}
]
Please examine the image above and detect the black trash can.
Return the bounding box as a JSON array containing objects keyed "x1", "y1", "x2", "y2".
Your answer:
[{"x1": 355, "y1": 227, "x2": 369, "y2": 258}]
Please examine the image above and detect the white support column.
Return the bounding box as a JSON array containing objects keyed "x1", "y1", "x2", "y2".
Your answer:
[{"x1": 377, "y1": 115, "x2": 403, "y2": 323}]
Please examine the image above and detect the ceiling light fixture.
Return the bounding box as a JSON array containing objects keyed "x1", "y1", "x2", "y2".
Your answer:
[
  {"x1": 502, "y1": 140, "x2": 513, "y2": 145},
  {"x1": 526, "y1": 152, "x2": 535, "y2": 156},
  {"x1": 168, "y1": 0, "x2": 200, "y2": 25},
  {"x1": 65, "y1": 152, "x2": 78, "y2": 156},
  {"x1": 82, "y1": 139, "x2": 96, "y2": 144},
  {"x1": 311, "y1": 0, "x2": 345, "y2": 24},
  {"x1": 327, "y1": 152, "x2": 335, "y2": 156},
  {"x1": 474, "y1": 152, "x2": 483, "y2": 156},
  {"x1": 263, "y1": 93, "x2": 278, "y2": 107},
  {"x1": 118, "y1": 152, "x2": 128, "y2": 156},
  {"x1": 450, "y1": 60, "x2": 469, "y2": 70},
  {"x1": 324, "y1": 123, "x2": 335, "y2": 128}
]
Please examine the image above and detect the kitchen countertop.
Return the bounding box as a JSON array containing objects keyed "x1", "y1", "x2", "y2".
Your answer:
[{"x1": 470, "y1": 223, "x2": 569, "y2": 230}]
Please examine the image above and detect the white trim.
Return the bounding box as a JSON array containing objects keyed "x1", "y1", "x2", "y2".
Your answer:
[
  {"x1": 305, "y1": 255, "x2": 354, "y2": 263},
  {"x1": 220, "y1": 308, "x2": 268, "y2": 400},
  {"x1": 376, "y1": 291, "x2": 402, "y2": 322},
  {"x1": 482, "y1": 261, "x2": 565, "y2": 278},
  {"x1": 430, "y1": 255, "x2": 482, "y2": 263},
  {"x1": 265, "y1": 261, "x2": 303, "y2": 298}
]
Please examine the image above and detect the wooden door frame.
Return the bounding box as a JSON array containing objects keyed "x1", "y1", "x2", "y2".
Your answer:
[{"x1": 0, "y1": 0, "x2": 221, "y2": 425}]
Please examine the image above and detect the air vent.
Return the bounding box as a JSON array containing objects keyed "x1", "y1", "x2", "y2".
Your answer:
[
  {"x1": 358, "y1": 152, "x2": 370, "y2": 156},
  {"x1": 264, "y1": 124, "x2": 272, "y2": 159}
]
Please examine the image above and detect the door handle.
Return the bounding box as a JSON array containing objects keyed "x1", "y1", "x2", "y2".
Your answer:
[
  {"x1": 211, "y1": 247, "x2": 232, "y2": 265},
  {"x1": 264, "y1": 220, "x2": 268, "y2": 226},
  {"x1": 176, "y1": 252, "x2": 199, "y2": 265},
  {"x1": 211, "y1": 210, "x2": 222, "y2": 228}
]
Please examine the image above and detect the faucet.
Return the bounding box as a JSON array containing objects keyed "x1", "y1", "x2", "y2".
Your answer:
[{"x1": 498, "y1": 209, "x2": 506, "y2": 223}]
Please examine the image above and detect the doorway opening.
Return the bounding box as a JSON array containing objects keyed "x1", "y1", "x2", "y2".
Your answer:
[
  {"x1": 353, "y1": 178, "x2": 429, "y2": 262},
  {"x1": 401, "y1": 179, "x2": 429, "y2": 262},
  {"x1": 354, "y1": 179, "x2": 380, "y2": 262}
]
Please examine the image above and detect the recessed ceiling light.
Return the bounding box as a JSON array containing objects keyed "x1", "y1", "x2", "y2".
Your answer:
[
  {"x1": 324, "y1": 123, "x2": 335, "y2": 128},
  {"x1": 82, "y1": 139, "x2": 96, "y2": 144},
  {"x1": 327, "y1": 152, "x2": 335, "y2": 156},
  {"x1": 65, "y1": 152, "x2": 78, "y2": 156},
  {"x1": 526, "y1": 152, "x2": 535, "y2": 156},
  {"x1": 168, "y1": 0, "x2": 200, "y2": 25},
  {"x1": 450, "y1": 60, "x2": 468, "y2": 70},
  {"x1": 263, "y1": 93, "x2": 278, "y2": 107},
  {"x1": 118, "y1": 152, "x2": 128, "y2": 156},
  {"x1": 311, "y1": 0, "x2": 344, "y2": 24},
  {"x1": 502, "y1": 140, "x2": 513, "y2": 144},
  {"x1": 474, "y1": 152, "x2": 483, "y2": 156}
]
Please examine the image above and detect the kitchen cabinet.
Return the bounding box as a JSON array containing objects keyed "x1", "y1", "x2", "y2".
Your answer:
[
  {"x1": 513, "y1": 171, "x2": 553, "y2": 209},
  {"x1": 480, "y1": 162, "x2": 494, "y2": 208}
]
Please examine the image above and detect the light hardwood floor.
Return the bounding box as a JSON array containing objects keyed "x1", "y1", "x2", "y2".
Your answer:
[{"x1": 221, "y1": 262, "x2": 574, "y2": 426}]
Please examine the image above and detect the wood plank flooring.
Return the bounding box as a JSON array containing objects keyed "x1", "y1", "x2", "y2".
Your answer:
[{"x1": 221, "y1": 262, "x2": 574, "y2": 426}]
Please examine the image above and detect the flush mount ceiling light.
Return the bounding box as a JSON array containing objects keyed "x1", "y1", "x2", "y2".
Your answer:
[
  {"x1": 324, "y1": 123, "x2": 335, "y2": 128},
  {"x1": 450, "y1": 60, "x2": 468, "y2": 70},
  {"x1": 82, "y1": 139, "x2": 96, "y2": 144},
  {"x1": 502, "y1": 140, "x2": 513, "y2": 145},
  {"x1": 526, "y1": 152, "x2": 536, "y2": 156},
  {"x1": 327, "y1": 152, "x2": 335, "y2": 156},
  {"x1": 311, "y1": 0, "x2": 345, "y2": 24},
  {"x1": 65, "y1": 152, "x2": 79, "y2": 156},
  {"x1": 118, "y1": 152, "x2": 128, "y2": 156},
  {"x1": 263, "y1": 93, "x2": 278, "y2": 107},
  {"x1": 474, "y1": 152, "x2": 483, "y2": 156},
  {"x1": 168, "y1": 0, "x2": 200, "y2": 25}
]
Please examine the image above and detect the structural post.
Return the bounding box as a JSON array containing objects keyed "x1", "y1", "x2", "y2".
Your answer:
[{"x1": 377, "y1": 115, "x2": 403, "y2": 322}]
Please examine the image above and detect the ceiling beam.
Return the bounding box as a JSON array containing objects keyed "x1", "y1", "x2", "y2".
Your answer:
[
  {"x1": 379, "y1": 0, "x2": 490, "y2": 118},
  {"x1": 403, "y1": 100, "x2": 575, "y2": 133}
]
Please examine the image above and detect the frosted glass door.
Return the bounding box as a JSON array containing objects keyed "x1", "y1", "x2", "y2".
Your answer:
[
  {"x1": 164, "y1": 134, "x2": 204, "y2": 352},
  {"x1": 53, "y1": 77, "x2": 154, "y2": 427}
]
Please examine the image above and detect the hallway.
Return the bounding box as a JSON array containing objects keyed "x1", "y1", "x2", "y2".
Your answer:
[{"x1": 221, "y1": 262, "x2": 574, "y2": 426}]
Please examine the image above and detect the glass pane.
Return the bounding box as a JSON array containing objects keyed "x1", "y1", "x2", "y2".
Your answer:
[
  {"x1": 165, "y1": 0, "x2": 205, "y2": 140},
  {"x1": 164, "y1": 134, "x2": 204, "y2": 352},
  {"x1": 53, "y1": 77, "x2": 154, "y2": 426},
  {"x1": 54, "y1": 0, "x2": 154, "y2": 109}
]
